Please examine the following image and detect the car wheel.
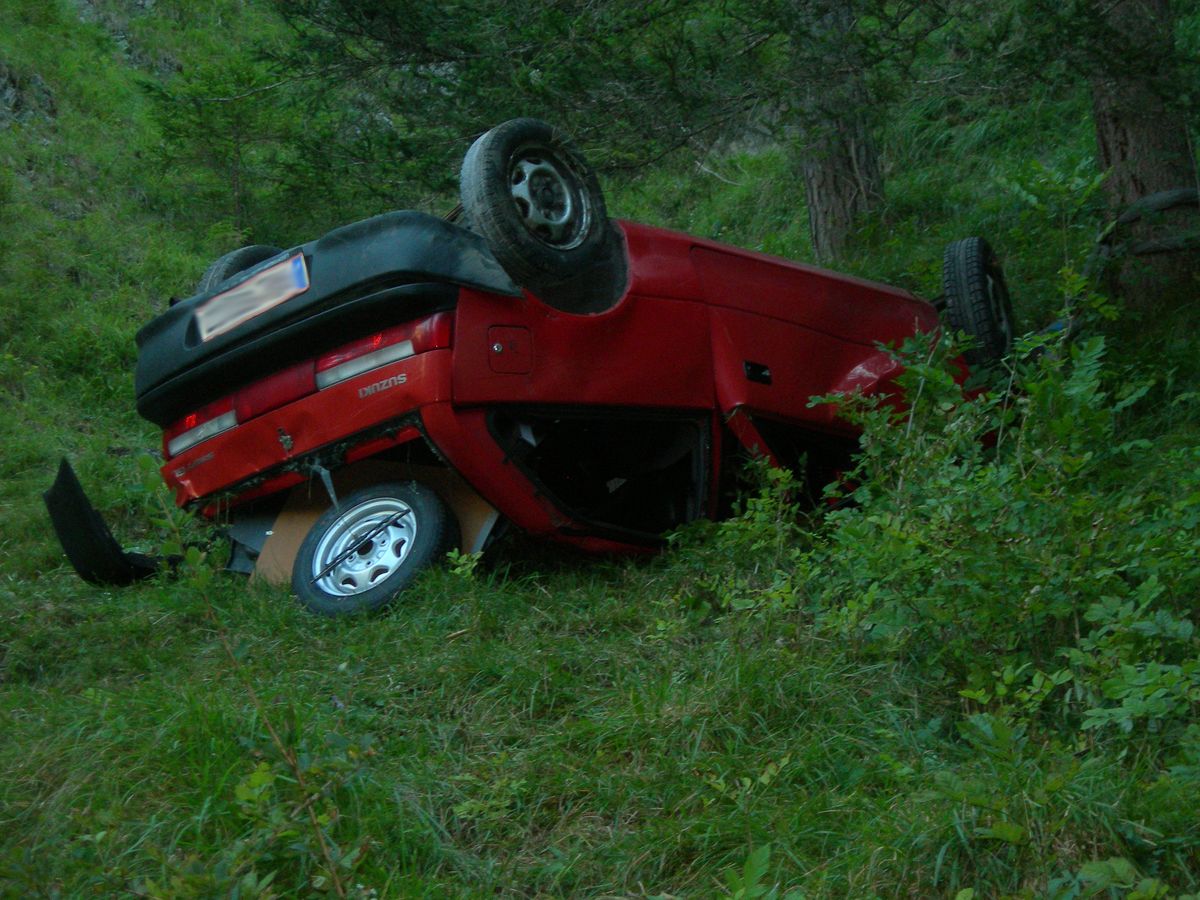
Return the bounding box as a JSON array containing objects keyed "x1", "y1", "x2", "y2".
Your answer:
[
  {"x1": 197, "y1": 244, "x2": 284, "y2": 294},
  {"x1": 942, "y1": 236, "x2": 1015, "y2": 366},
  {"x1": 291, "y1": 482, "x2": 457, "y2": 617},
  {"x1": 460, "y1": 118, "x2": 614, "y2": 305}
]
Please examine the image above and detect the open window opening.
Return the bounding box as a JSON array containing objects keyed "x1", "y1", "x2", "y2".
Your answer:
[
  {"x1": 490, "y1": 409, "x2": 708, "y2": 539},
  {"x1": 748, "y1": 415, "x2": 858, "y2": 503}
]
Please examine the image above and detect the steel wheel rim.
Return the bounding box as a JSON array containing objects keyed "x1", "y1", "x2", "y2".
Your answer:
[
  {"x1": 508, "y1": 147, "x2": 591, "y2": 249},
  {"x1": 986, "y1": 271, "x2": 1013, "y2": 349},
  {"x1": 310, "y1": 497, "x2": 416, "y2": 597}
]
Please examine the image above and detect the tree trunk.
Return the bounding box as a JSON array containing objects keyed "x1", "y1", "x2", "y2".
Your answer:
[
  {"x1": 802, "y1": 113, "x2": 882, "y2": 263},
  {"x1": 790, "y1": 2, "x2": 884, "y2": 264},
  {"x1": 1090, "y1": 0, "x2": 1199, "y2": 314}
]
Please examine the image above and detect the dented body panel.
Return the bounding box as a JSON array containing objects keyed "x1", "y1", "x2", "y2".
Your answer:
[{"x1": 51, "y1": 212, "x2": 945, "y2": 586}]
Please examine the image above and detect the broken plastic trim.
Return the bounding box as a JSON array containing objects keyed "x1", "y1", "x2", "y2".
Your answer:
[{"x1": 43, "y1": 459, "x2": 162, "y2": 585}]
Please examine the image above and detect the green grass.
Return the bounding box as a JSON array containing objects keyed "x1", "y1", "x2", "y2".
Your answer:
[
  {"x1": 1, "y1": 564, "x2": 887, "y2": 894},
  {"x1": 3, "y1": 2, "x2": 1199, "y2": 896},
  {"x1": 5, "y1": 538, "x2": 1197, "y2": 895}
]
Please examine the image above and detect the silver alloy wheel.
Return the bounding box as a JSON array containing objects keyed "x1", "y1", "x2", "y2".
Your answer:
[
  {"x1": 508, "y1": 150, "x2": 590, "y2": 249},
  {"x1": 309, "y1": 497, "x2": 417, "y2": 597}
]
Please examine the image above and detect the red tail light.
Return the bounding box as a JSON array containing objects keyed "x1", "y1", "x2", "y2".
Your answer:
[
  {"x1": 234, "y1": 360, "x2": 315, "y2": 422},
  {"x1": 164, "y1": 312, "x2": 454, "y2": 457},
  {"x1": 411, "y1": 311, "x2": 454, "y2": 354},
  {"x1": 315, "y1": 311, "x2": 453, "y2": 390},
  {"x1": 164, "y1": 397, "x2": 236, "y2": 457}
]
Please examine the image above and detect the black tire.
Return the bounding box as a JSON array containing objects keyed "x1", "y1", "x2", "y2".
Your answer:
[
  {"x1": 291, "y1": 481, "x2": 457, "y2": 617},
  {"x1": 460, "y1": 118, "x2": 611, "y2": 300},
  {"x1": 197, "y1": 244, "x2": 284, "y2": 295},
  {"x1": 942, "y1": 237, "x2": 1015, "y2": 366}
]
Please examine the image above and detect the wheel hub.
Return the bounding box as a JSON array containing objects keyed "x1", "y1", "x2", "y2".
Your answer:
[
  {"x1": 986, "y1": 272, "x2": 1013, "y2": 347},
  {"x1": 509, "y1": 152, "x2": 587, "y2": 248},
  {"x1": 310, "y1": 498, "x2": 416, "y2": 598}
]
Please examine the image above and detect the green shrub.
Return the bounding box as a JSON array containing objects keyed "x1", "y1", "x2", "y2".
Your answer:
[{"x1": 687, "y1": 330, "x2": 1199, "y2": 753}]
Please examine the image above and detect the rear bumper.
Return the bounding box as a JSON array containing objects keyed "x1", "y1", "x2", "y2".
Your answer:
[
  {"x1": 135, "y1": 211, "x2": 521, "y2": 427},
  {"x1": 162, "y1": 347, "x2": 454, "y2": 506}
]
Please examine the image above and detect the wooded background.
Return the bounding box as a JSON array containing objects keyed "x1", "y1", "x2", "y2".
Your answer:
[{"x1": 142, "y1": 0, "x2": 1200, "y2": 311}]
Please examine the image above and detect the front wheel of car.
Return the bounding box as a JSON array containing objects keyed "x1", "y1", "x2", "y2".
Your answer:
[
  {"x1": 460, "y1": 118, "x2": 625, "y2": 312},
  {"x1": 291, "y1": 481, "x2": 457, "y2": 617},
  {"x1": 942, "y1": 236, "x2": 1015, "y2": 366}
]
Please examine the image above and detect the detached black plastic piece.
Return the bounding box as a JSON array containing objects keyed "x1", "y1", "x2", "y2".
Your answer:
[{"x1": 43, "y1": 459, "x2": 160, "y2": 585}]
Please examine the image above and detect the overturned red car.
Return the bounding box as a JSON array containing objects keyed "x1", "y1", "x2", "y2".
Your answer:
[{"x1": 46, "y1": 118, "x2": 1014, "y2": 615}]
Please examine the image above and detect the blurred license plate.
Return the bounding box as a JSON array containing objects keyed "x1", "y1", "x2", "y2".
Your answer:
[{"x1": 195, "y1": 254, "x2": 309, "y2": 343}]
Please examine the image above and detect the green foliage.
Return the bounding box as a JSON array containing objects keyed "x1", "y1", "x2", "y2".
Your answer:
[
  {"x1": 722, "y1": 845, "x2": 805, "y2": 900},
  {"x1": 143, "y1": 716, "x2": 374, "y2": 898},
  {"x1": 678, "y1": 331, "x2": 1199, "y2": 889},
  {"x1": 144, "y1": 60, "x2": 287, "y2": 237},
  {"x1": 4, "y1": 1, "x2": 1200, "y2": 896},
  {"x1": 795, "y1": 332, "x2": 1200, "y2": 744},
  {"x1": 663, "y1": 304, "x2": 1198, "y2": 886},
  {"x1": 994, "y1": 157, "x2": 1116, "y2": 324},
  {"x1": 668, "y1": 458, "x2": 808, "y2": 614},
  {"x1": 445, "y1": 548, "x2": 483, "y2": 580}
]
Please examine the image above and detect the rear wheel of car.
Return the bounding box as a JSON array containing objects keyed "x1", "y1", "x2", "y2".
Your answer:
[
  {"x1": 460, "y1": 118, "x2": 623, "y2": 311},
  {"x1": 942, "y1": 236, "x2": 1015, "y2": 366},
  {"x1": 291, "y1": 482, "x2": 457, "y2": 617},
  {"x1": 197, "y1": 244, "x2": 284, "y2": 295}
]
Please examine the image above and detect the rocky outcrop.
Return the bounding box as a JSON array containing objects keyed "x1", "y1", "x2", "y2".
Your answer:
[{"x1": 0, "y1": 62, "x2": 56, "y2": 126}]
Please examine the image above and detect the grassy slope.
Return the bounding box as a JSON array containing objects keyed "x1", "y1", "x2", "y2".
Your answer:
[{"x1": 2, "y1": 2, "x2": 1198, "y2": 897}]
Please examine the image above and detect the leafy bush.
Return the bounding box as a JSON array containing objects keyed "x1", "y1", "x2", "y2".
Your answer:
[
  {"x1": 668, "y1": 329, "x2": 1200, "y2": 890},
  {"x1": 687, "y1": 330, "x2": 1199, "y2": 752}
]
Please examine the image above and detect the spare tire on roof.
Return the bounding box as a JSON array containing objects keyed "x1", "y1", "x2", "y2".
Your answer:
[{"x1": 460, "y1": 118, "x2": 626, "y2": 314}]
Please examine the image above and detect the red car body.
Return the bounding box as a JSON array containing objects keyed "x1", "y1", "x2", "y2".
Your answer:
[
  {"x1": 153, "y1": 218, "x2": 936, "y2": 564},
  {"x1": 48, "y1": 119, "x2": 1003, "y2": 614}
]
